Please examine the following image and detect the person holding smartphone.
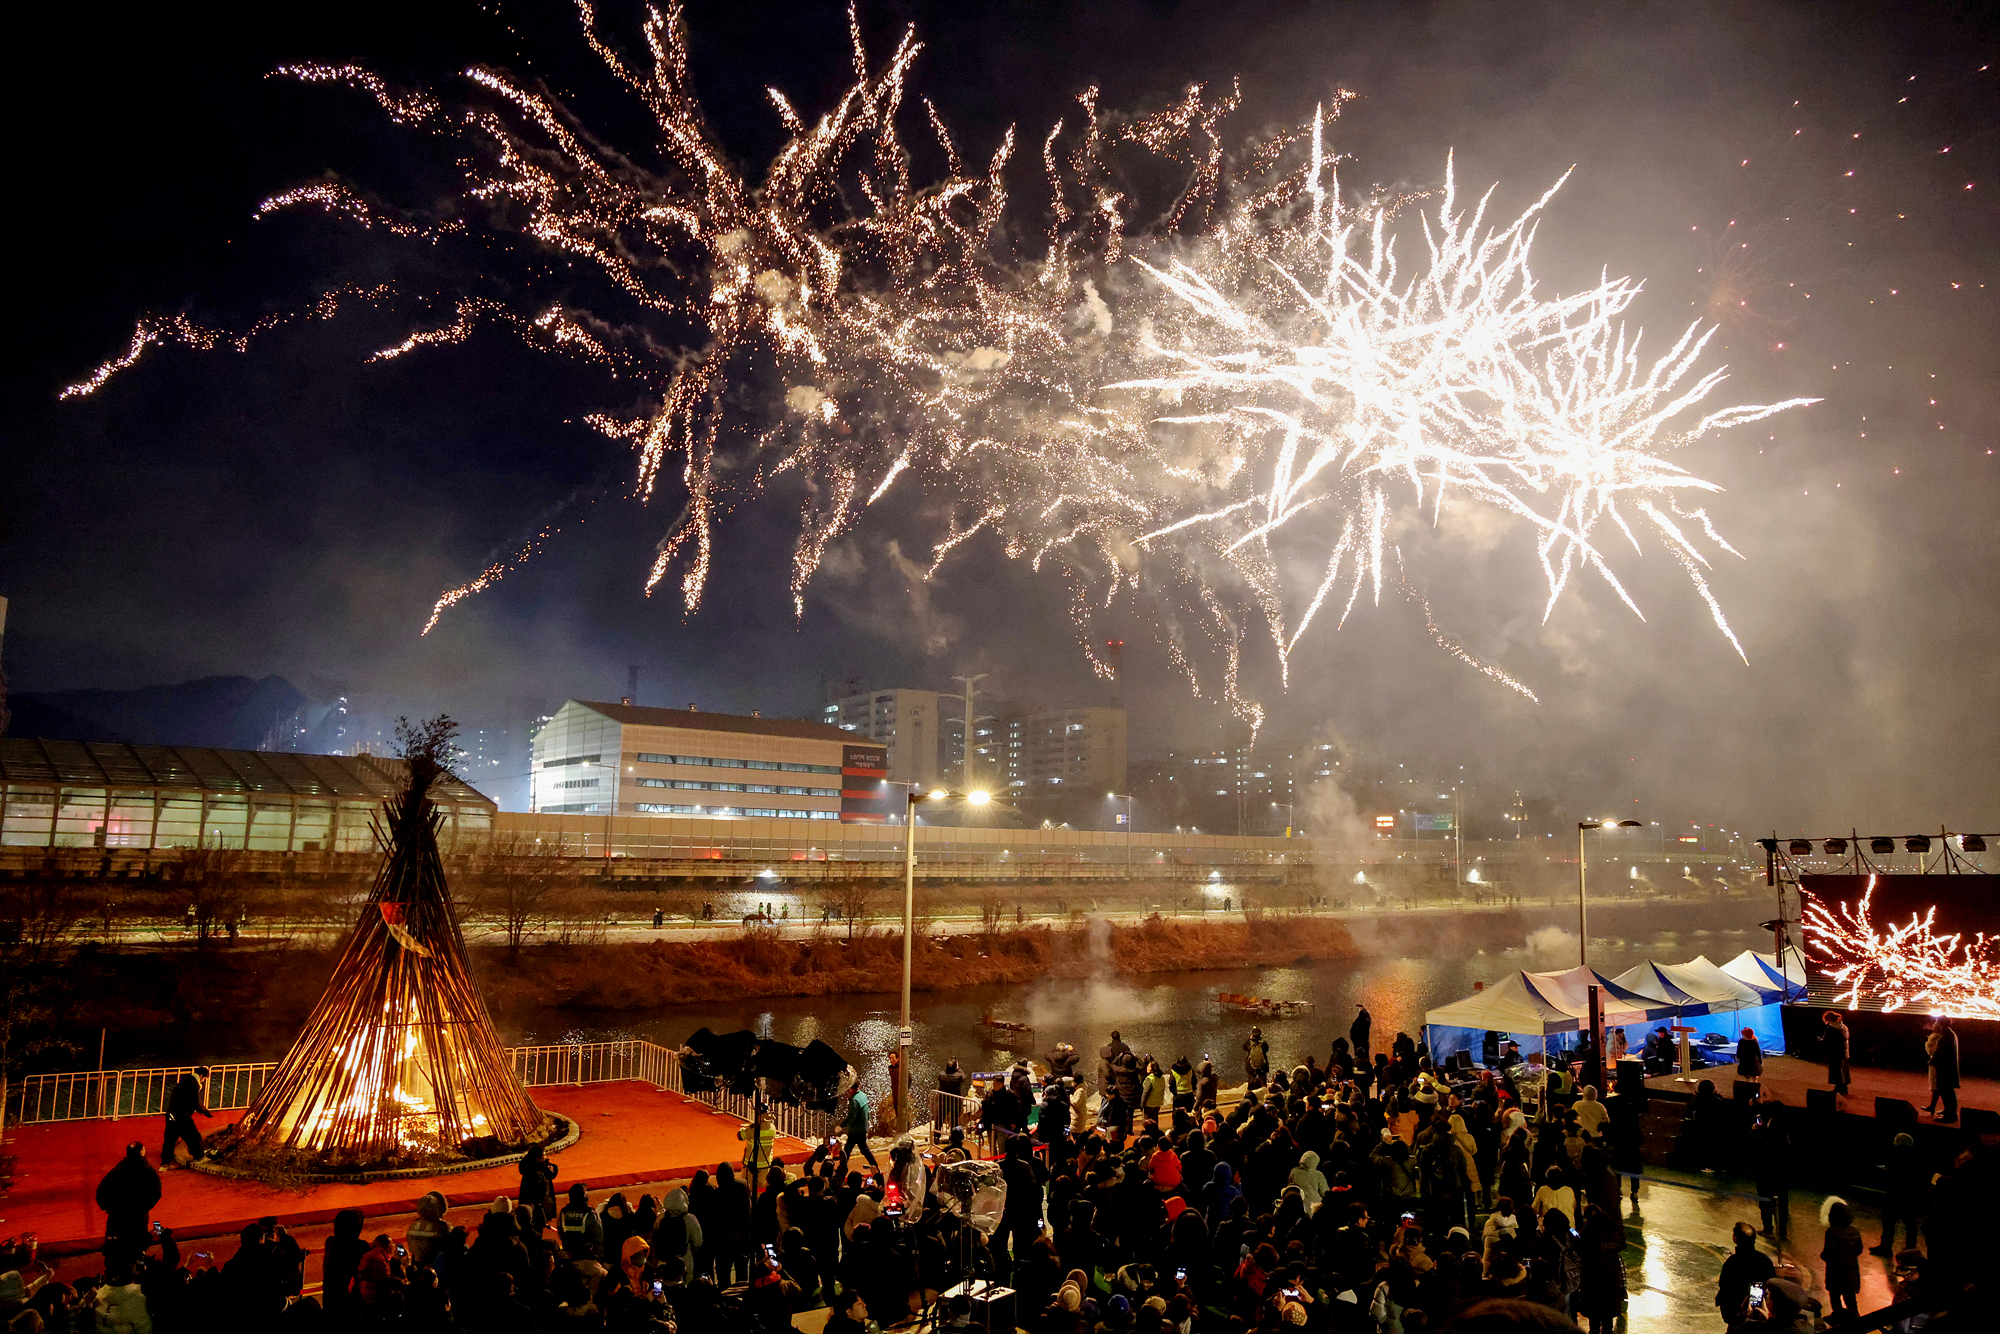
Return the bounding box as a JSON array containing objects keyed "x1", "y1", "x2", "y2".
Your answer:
[{"x1": 1715, "y1": 1221, "x2": 1773, "y2": 1330}]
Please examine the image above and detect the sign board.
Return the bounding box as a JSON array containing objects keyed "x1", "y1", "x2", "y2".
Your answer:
[
  {"x1": 839, "y1": 744, "x2": 891, "y2": 823},
  {"x1": 1414, "y1": 814, "x2": 1454, "y2": 832}
]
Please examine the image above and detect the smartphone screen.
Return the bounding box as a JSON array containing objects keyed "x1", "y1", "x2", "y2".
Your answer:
[
  {"x1": 1748, "y1": 1282, "x2": 1766, "y2": 1305},
  {"x1": 652, "y1": 1280, "x2": 664, "y2": 1297}
]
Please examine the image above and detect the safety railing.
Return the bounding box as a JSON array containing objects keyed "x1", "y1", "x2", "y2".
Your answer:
[
  {"x1": 10, "y1": 1040, "x2": 831, "y2": 1145},
  {"x1": 9, "y1": 1062, "x2": 276, "y2": 1125}
]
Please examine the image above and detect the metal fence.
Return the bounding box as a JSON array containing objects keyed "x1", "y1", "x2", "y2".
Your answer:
[
  {"x1": 9, "y1": 1062, "x2": 276, "y2": 1125},
  {"x1": 10, "y1": 1040, "x2": 833, "y2": 1146}
]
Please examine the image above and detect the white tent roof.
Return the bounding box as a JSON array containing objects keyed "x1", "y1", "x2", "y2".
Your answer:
[
  {"x1": 1424, "y1": 972, "x2": 1580, "y2": 1035},
  {"x1": 1721, "y1": 948, "x2": 1806, "y2": 1000},
  {"x1": 1612, "y1": 960, "x2": 1712, "y2": 1011},
  {"x1": 1528, "y1": 966, "x2": 1681, "y2": 1023},
  {"x1": 1660, "y1": 956, "x2": 1769, "y2": 1009}
]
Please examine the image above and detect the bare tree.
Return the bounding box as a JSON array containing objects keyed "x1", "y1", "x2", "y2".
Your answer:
[
  {"x1": 172, "y1": 838, "x2": 253, "y2": 947},
  {"x1": 469, "y1": 830, "x2": 574, "y2": 955},
  {"x1": 829, "y1": 878, "x2": 877, "y2": 941},
  {"x1": 977, "y1": 883, "x2": 1007, "y2": 943}
]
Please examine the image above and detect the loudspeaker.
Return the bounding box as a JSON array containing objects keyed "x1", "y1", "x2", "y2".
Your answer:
[
  {"x1": 1614, "y1": 1059, "x2": 1647, "y2": 1098},
  {"x1": 1961, "y1": 1107, "x2": 2000, "y2": 1134},
  {"x1": 1874, "y1": 1097, "x2": 1918, "y2": 1127},
  {"x1": 1806, "y1": 1087, "x2": 1836, "y2": 1115},
  {"x1": 1733, "y1": 1080, "x2": 1762, "y2": 1102}
]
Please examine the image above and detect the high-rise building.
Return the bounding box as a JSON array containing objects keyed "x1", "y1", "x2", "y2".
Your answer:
[
  {"x1": 1024, "y1": 706, "x2": 1127, "y2": 796},
  {"x1": 820, "y1": 688, "x2": 944, "y2": 788}
]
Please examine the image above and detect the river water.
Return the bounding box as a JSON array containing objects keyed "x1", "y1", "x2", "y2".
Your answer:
[{"x1": 506, "y1": 923, "x2": 1766, "y2": 1118}]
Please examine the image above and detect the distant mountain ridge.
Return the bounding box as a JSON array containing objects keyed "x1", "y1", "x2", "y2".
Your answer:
[{"x1": 5, "y1": 674, "x2": 306, "y2": 751}]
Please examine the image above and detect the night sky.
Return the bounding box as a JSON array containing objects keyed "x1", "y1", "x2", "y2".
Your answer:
[{"x1": 5, "y1": 1, "x2": 1996, "y2": 831}]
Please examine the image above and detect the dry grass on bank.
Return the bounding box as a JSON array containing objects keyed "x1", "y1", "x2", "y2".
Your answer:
[{"x1": 475, "y1": 914, "x2": 1358, "y2": 1011}]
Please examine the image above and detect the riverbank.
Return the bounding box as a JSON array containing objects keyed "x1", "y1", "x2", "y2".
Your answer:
[
  {"x1": 32, "y1": 916, "x2": 1359, "y2": 1061},
  {"x1": 479, "y1": 914, "x2": 1361, "y2": 1010}
]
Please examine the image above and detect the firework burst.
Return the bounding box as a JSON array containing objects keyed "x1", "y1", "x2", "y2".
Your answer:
[
  {"x1": 64, "y1": 1, "x2": 1816, "y2": 721},
  {"x1": 1803, "y1": 879, "x2": 2000, "y2": 1020}
]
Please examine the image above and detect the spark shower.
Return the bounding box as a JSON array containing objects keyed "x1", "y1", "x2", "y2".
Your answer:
[{"x1": 66, "y1": 1, "x2": 1815, "y2": 724}]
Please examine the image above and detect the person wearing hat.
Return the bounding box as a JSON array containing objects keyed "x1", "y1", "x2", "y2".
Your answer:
[
  {"x1": 161, "y1": 1065, "x2": 212, "y2": 1166},
  {"x1": 1735, "y1": 1027, "x2": 1764, "y2": 1083},
  {"x1": 94, "y1": 1142, "x2": 161, "y2": 1267}
]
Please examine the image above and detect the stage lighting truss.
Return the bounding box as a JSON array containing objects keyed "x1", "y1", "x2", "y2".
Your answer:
[{"x1": 1758, "y1": 829, "x2": 1995, "y2": 879}]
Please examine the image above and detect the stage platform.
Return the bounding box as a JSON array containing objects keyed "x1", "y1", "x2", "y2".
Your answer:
[
  {"x1": 1642, "y1": 1053, "x2": 1999, "y2": 1122},
  {"x1": 0, "y1": 1081, "x2": 810, "y2": 1256}
]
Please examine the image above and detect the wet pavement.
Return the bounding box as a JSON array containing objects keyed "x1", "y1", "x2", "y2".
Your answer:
[{"x1": 1616, "y1": 1165, "x2": 1895, "y2": 1331}]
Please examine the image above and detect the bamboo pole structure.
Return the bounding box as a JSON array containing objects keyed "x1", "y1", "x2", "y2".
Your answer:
[{"x1": 228, "y1": 723, "x2": 543, "y2": 1163}]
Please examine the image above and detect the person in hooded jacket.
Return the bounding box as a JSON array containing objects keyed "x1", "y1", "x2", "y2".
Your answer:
[
  {"x1": 1200, "y1": 1162, "x2": 1243, "y2": 1220},
  {"x1": 1195, "y1": 1059, "x2": 1219, "y2": 1112},
  {"x1": 600, "y1": 1190, "x2": 641, "y2": 1265},
  {"x1": 1040, "y1": 1078, "x2": 1074, "y2": 1147},
  {"x1": 1048, "y1": 1042, "x2": 1082, "y2": 1081},
  {"x1": 407, "y1": 1190, "x2": 452, "y2": 1266},
  {"x1": 91, "y1": 1266, "x2": 152, "y2": 1334},
  {"x1": 712, "y1": 1163, "x2": 752, "y2": 1285},
  {"x1": 1287, "y1": 1150, "x2": 1328, "y2": 1213},
  {"x1": 652, "y1": 1187, "x2": 704, "y2": 1284}
]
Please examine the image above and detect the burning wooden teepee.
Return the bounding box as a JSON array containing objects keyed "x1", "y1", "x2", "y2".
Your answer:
[{"x1": 228, "y1": 717, "x2": 545, "y2": 1164}]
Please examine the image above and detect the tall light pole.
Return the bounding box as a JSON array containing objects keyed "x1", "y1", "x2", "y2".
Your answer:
[
  {"x1": 1579, "y1": 817, "x2": 1638, "y2": 1094},
  {"x1": 952, "y1": 673, "x2": 989, "y2": 791},
  {"x1": 897, "y1": 785, "x2": 990, "y2": 1132},
  {"x1": 1110, "y1": 792, "x2": 1136, "y2": 875},
  {"x1": 1576, "y1": 819, "x2": 1642, "y2": 967}
]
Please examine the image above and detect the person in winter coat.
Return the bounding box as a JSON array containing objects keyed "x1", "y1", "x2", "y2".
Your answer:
[
  {"x1": 407, "y1": 1190, "x2": 451, "y2": 1266},
  {"x1": 322, "y1": 1209, "x2": 369, "y2": 1319},
  {"x1": 1820, "y1": 1200, "x2": 1863, "y2": 1320},
  {"x1": 91, "y1": 1268, "x2": 152, "y2": 1334},
  {"x1": 1286, "y1": 1151, "x2": 1328, "y2": 1213},
  {"x1": 887, "y1": 1137, "x2": 927, "y2": 1217},
  {"x1": 1734, "y1": 1029, "x2": 1764, "y2": 1082},
  {"x1": 1872, "y1": 1132, "x2": 1925, "y2": 1255},
  {"x1": 518, "y1": 1144, "x2": 559, "y2": 1228},
  {"x1": 1821, "y1": 1011, "x2": 1851, "y2": 1096},
  {"x1": 1242, "y1": 1029, "x2": 1271, "y2": 1087},
  {"x1": 1715, "y1": 1221, "x2": 1775, "y2": 1331},
  {"x1": 1039, "y1": 1079, "x2": 1073, "y2": 1146},
  {"x1": 1201, "y1": 1162, "x2": 1243, "y2": 1221},
  {"x1": 556, "y1": 1183, "x2": 604, "y2": 1261},
  {"x1": 1576, "y1": 1202, "x2": 1626, "y2": 1333},
  {"x1": 1351, "y1": 1006, "x2": 1372, "y2": 1064},
  {"x1": 1100, "y1": 1031, "x2": 1132, "y2": 1096},
  {"x1": 1047, "y1": 1043, "x2": 1081, "y2": 1082},
  {"x1": 600, "y1": 1190, "x2": 640, "y2": 1267},
  {"x1": 937, "y1": 1058, "x2": 968, "y2": 1131},
  {"x1": 94, "y1": 1142, "x2": 161, "y2": 1266},
  {"x1": 1481, "y1": 1198, "x2": 1521, "y2": 1279},
  {"x1": 841, "y1": 1085, "x2": 881, "y2": 1171},
  {"x1": 1195, "y1": 1060, "x2": 1219, "y2": 1111},
  {"x1": 1926, "y1": 1016, "x2": 1960, "y2": 1122},
  {"x1": 653, "y1": 1187, "x2": 705, "y2": 1283},
  {"x1": 712, "y1": 1163, "x2": 752, "y2": 1285},
  {"x1": 1169, "y1": 1057, "x2": 1196, "y2": 1118}
]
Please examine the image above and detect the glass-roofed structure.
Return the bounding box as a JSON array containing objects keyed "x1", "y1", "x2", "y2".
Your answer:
[{"x1": 0, "y1": 738, "x2": 497, "y2": 852}]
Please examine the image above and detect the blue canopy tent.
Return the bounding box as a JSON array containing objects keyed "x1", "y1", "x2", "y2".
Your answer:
[
  {"x1": 1528, "y1": 966, "x2": 1683, "y2": 1062},
  {"x1": 1616, "y1": 955, "x2": 1788, "y2": 1058},
  {"x1": 1722, "y1": 948, "x2": 1808, "y2": 1001},
  {"x1": 1422, "y1": 972, "x2": 1579, "y2": 1067}
]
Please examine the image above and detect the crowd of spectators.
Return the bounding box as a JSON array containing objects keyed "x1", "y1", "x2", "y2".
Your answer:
[{"x1": 7, "y1": 1020, "x2": 1989, "y2": 1333}]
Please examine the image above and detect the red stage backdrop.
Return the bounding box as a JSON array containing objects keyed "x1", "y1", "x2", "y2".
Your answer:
[{"x1": 1799, "y1": 873, "x2": 2000, "y2": 1019}]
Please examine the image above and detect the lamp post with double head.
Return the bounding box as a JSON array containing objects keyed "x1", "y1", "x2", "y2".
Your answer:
[{"x1": 897, "y1": 785, "x2": 991, "y2": 1132}]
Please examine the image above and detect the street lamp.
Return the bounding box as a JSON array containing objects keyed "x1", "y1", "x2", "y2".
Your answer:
[
  {"x1": 1109, "y1": 792, "x2": 1135, "y2": 875},
  {"x1": 1576, "y1": 819, "x2": 1641, "y2": 967},
  {"x1": 896, "y1": 785, "x2": 990, "y2": 1132},
  {"x1": 1271, "y1": 801, "x2": 1295, "y2": 837}
]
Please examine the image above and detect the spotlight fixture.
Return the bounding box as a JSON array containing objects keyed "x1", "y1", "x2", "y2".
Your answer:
[
  {"x1": 1788, "y1": 839, "x2": 1813, "y2": 856},
  {"x1": 1906, "y1": 835, "x2": 1931, "y2": 854},
  {"x1": 1870, "y1": 837, "x2": 1895, "y2": 855},
  {"x1": 1964, "y1": 834, "x2": 1988, "y2": 853},
  {"x1": 1823, "y1": 838, "x2": 1847, "y2": 855}
]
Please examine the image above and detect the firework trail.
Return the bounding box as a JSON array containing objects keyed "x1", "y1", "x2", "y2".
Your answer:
[
  {"x1": 1803, "y1": 879, "x2": 2000, "y2": 1019},
  {"x1": 65, "y1": 1, "x2": 1815, "y2": 721}
]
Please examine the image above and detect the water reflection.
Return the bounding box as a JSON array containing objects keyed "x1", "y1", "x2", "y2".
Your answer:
[{"x1": 507, "y1": 928, "x2": 1764, "y2": 1120}]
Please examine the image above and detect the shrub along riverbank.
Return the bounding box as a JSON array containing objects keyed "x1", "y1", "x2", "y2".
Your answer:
[
  {"x1": 43, "y1": 916, "x2": 1360, "y2": 1059},
  {"x1": 476, "y1": 914, "x2": 1359, "y2": 1011}
]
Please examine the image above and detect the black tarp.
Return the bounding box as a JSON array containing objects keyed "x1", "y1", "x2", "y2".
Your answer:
[{"x1": 682, "y1": 1029, "x2": 850, "y2": 1109}]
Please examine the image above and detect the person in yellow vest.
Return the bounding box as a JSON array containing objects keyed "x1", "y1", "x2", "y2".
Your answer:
[{"x1": 739, "y1": 1110, "x2": 776, "y2": 1175}]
